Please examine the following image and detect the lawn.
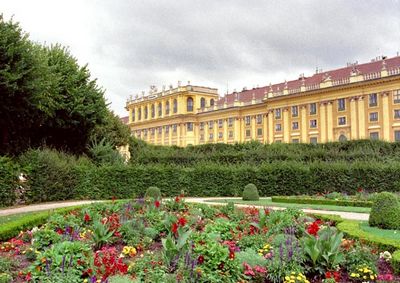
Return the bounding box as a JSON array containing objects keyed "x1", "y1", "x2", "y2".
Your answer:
[{"x1": 205, "y1": 197, "x2": 371, "y2": 213}]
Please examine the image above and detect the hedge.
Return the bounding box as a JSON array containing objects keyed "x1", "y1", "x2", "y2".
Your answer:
[
  {"x1": 393, "y1": 250, "x2": 400, "y2": 274},
  {"x1": 272, "y1": 196, "x2": 373, "y2": 208},
  {"x1": 0, "y1": 157, "x2": 19, "y2": 207}
]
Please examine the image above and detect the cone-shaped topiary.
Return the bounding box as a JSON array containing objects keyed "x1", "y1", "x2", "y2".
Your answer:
[
  {"x1": 242, "y1": 183, "x2": 259, "y2": 201},
  {"x1": 145, "y1": 186, "x2": 161, "y2": 200},
  {"x1": 369, "y1": 192, "x2": 400, "y2": 230}
]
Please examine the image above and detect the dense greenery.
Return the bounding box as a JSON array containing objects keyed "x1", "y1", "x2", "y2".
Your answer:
[
  {"x1": 145, "y1": 186, "x2": 161, "y2": 200},
  {"x1": 271, "y1": 196, "x2": 373, "y2": 208},
  {"x1": 242, "y1": 183, "x2": 259, "y2": 201},
  {"x1": 369, "y1": 192, "x2": 400, "y2": 230}
]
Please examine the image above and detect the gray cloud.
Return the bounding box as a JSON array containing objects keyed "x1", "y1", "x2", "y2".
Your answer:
[{"x1": 2, "y1": 0, "x2": 400, "y2": 116}]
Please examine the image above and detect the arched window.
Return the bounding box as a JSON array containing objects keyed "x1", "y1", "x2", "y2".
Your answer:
[
  {"x1": 200, "y1": 97, "x2": 206, "y2": 108},
  {"x1": 165, "y1": 101, "x2": 170, "y2": 115},
  {"x1": 144, "y1": 106, "x2": 148, "y2": 119},
  {"x1": 173, "y1": 99, "x2": 178, "y2": 113},
  {"x1": 151, "y1": 104, "x2": 155, "y2": 118},
  {"x1": 158, "y1": 103, "x2": 162, "y2": 117},
  {"x1": 138, "y1": 108, "x2": 141, "y2": 120},
  {"x1": 187, "y1": 97, "x2": 194, "y2": 112},
  {"x1": 210, "y1": 99, "x2": 215, "y2": 106},
  {"x1": 339, "y1": 134, "x2": 347, "y2": 142}
]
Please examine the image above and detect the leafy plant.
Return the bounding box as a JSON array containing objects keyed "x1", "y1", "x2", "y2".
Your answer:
[
  {"x1": 242, "y1": 183, "x2": 259, "y2": 201},
  {"x1": 91, "y1": 221, "x2": 114, "y2": 250},
  {"x1": 369, "y1": 192, "x2": 400, "y2": 230},
  {"x1": 145, "y1": 186, "x2": 162, "y2": 200},
  {"x1": 162, "y1": 227, "x2": 192, "y2": 272},
  {"x1": 32, "y1": 228, "x2": 62, "y2": 250}
]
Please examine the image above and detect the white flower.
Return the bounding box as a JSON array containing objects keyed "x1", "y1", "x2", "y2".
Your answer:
[{"x1": 379, "y1": 251, "x2": 392, "y2": 262}]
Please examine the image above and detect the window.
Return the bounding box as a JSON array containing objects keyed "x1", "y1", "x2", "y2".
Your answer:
[
  {"x1": 158, "y1": 103, "x2": 162, "y2": 117},
  {"x1": 158, "y1": 127, "x2": 162, "y2": 134},
  {"x1": 228, "y1": 118, "x2": 234, "y2": 127},
  {"x1": 256, "y1": 114, "x2": 263, "y2": 124},
  {"x1": 218, "y1": 132, "x2": 223, "y2": 139},
  {"x1": 187, "y1": 122, "x2": 193, "y2": 132},
  {"x1": 165, "y1": 101, "x2": 170, "y2": 115},
  {"x1": 151, "y1": 104, "x2": 155, "y2": 118},
  {"x1": 187, "y1": 97, "x2": 194, "y2": 112},
  {"x1": 144, "y1": 106, "x2": 148, "y2": 119},
  {"x1": 275, "y1": 109, "x2": 281, "y2": 119},
  {"x1": 165, "y1": 126, "x2": 169, "y2": 134},
  {"x1": 395, "y1": 130, "x2": 400, "y2": 142},
  {"x1": 151, "y1": 128, "x2": 155, "y2": 135},
  {"x1": 257, "y1": 128, "x2": 263, "y2": 136},
  {"x1": 370, "y1": 132, "x2": 379, "y2": 140},
  {"x1": 338, "y1": 117, "x2": 346, "y2": 125},
  {"x1": 200, "y1": 97, "x2": 206, "y2": 108},
  {"x1": 173, "y1": 99, "x2": 178, "y2": 113},
  {"x1": 338, "y1": 98, "x2": 346, "y2": 111},
  {"x1": 132, "y1": 109, "x2": 135, "y2": 122},
  {"x1": 369, "y1": 112, "x2": 378, "y2": 122},
  {"x1": 200, "y1": 134, "x2": 204, "y2": 141},
  {"x1": 310, "y1": 103, "x2": 317, "y2": 115},
  {"x1": 229, "y1": 131, "x2": 233, "y2": 138},
  {"x1": 138, "y1": 108, "x2": 141, "y2": 120},
  {"x1": 310, "y1": 119, "x2": 317, "y2": 128},
  {"x1": 208, "y1": 121, "x2": 214, "y2": 129},
  {"x1": 218, "y1": 119, "x2": 223, "y2": 128},
  {"x1": 144, "y1": 129, "x2": 147, "y2": 136},
  {"x1": 395, "y1": 109, "x2": 400, "y2": 119},
  {"x1": 339, "y1": 134, "x2": 347, "y2": 142},
  {"x1": 275, "y1": 123, "x2": 282, "y2": 131},
  {"x1": 292, "y1": 122, "x2": 299, "y2": 130},
  {"x1": 210, "y1": 99, "x2": 215, "y2": 106},
  {"x1": 199, "y1": 122, "x2": 204, "y2": 130},
  {"x1": 245, "y1": 129, "x2": 251, "y2": 137},
  {"x1": 369, "y1": 93, "x2": 377, "y2": 107},
  {"x1": 245, "y1": 116, "x2": 251, "y2": 125},
  {"x1": 209, "y1": 133, "x2": 213, "y2": 140},
  {"x1": 394, "y1": 90, "x2": 400, "y2": 104},
  {"x1": 310, "y1": 137, "x2": 318, "y2": 144},
  {"x1": 172, "y1": 124, "x2": 177, "y2": 133},
  {"x1": 292, "y1": 106, "x2": 298, "y2": 117},
  {"x1": 292, "y1": 138, "x2": 299, "y2": 143}
]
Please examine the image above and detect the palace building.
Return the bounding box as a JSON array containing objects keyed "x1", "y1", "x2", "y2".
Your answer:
[{"x1": 125, "y1": 55, "x2": 400, "y2": 146}]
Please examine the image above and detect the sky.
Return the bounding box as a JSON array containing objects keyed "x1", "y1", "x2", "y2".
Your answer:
[{"x1": 2, "y1": 0, "x2": 400, "y2": 117}]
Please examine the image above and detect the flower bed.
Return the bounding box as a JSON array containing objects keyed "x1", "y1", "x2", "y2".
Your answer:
[{"x1": 0, "y1": 197, "x2": 399, "y2": 282}]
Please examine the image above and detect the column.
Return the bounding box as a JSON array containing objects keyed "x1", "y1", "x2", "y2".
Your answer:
[
  {"x1": 234, "y1": 118, "x2": 240, "y2": 142},
  {"x1": 263, "y1": 114, "x2": 268, "y2": 143},
  {"x1": 240, "y1": 117, "x2": 245, "y2": 143},
  {"x1": 251, "y1": 116, "x2": 256, "y2": 140},
  {"x1": 193, "y1": 123, "x2": 198, "y2": 145},
  {"x1": 357, "y1": 96, "x2": 366, "y2": 139},
  {"x1": 382, "y1": 92, "x2": 390, "y2": 141},
  {"x1": 223, "y1": 119, "x2": 228, "y2": 143},
  {"x1": 283, "y1": 108, "x2": 289, "y2": 143},
  {"x1": 161, "y1": 126, "x2": 165, "y2": 145},
  {"x1": 300, "y1": 105, "x2": 307, "y2": 143},
  {"x1": 213, "y1": 120, "x2": 218, "y2": 143},
  {"x1": 204, "y1": 122, "x2": 209, "y2": 144},
  {"x1": 320, "y1": 103, "x2": 327, "y2": 143},
  {"x1": 154, "y1": 127, "x2": 159, "y2": 145},
  {"x1": 177, "y1": 123, "x2": 181, "y2": 146},
  {"x1": 168, "y1": 126, "x2": 172, "y2": 145},
  {"x1": 326, "y1": 102, "x2": 333, "y2": 141},
  {"x1": 268, "y1": 110, "x2": 274, "y2": 144},
  {"x1": 350, "y1": 97, "x2": 358, "y2": 140}
]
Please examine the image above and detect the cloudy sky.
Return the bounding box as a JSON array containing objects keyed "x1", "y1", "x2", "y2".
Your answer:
[{"x1": 2, "y1": 1, "x2": 400, "y2": 117}]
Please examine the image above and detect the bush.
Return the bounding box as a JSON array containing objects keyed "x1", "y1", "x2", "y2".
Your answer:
[
  {"x1": 0, "y1": 157, "x2": 18, "y2": 207},
  {"x1": 242, "y1": 183, "x2": 259, "y2": 201},
  {"x1": 369, "y1": 192, "x2": 400, "y2": 230},
  {"x1": 271, "y1": 196, "x2": 372, "y2": 207},
  {"x1": 392, "y1": 250, "x2": 400, "y2": 275},
  {"x1": 145, "y1": 186, "x2": 161, "y2": 200}
]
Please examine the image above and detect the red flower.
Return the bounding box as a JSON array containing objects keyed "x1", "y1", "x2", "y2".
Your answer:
[
  {"x1": 175, "y1": 196, "x2": 180, "y2": 203},
  {"x1": 326, "y1": 271, "x2": 340, "y2": 282},
  {"x1": 229, "y1": 250, "x2": 235, "y2": 260},
  {"x1": 197, "y1": 255, "x2": 204, "y2": 264},
  {"x1": 84, "y1": 213, "x2": 91, "y2": 222},
  {"x1": 56, "y1": 228, "x2": 64, "y2": 235},
  {"x1": 178, "y1": 217, "x2": 187, "y2": 227},
  {"x1": 171, "y1": 223, "x2": 179, "y2": 234},
  {"x1": 307, "y1": 221, "x2": 320, "y2": 236},
  {"x1": 154, "y1": 200, "x2": 160, "y2": 208},
  {"x1": 25, "y1": 272, "x2": 32, "y2": 281},
  {"x1": 218, "y1": 262, "x2": 225, "y2": 270},
  {"x1": 357, "y1": 187, "x2": 363, "y2": 193}
]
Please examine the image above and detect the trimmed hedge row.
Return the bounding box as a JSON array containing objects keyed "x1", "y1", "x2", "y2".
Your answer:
[
  {"x1": 0, "y1": 157, "x2": 19, "y2": 207},
  {"x1": 272, "y1": 196, "x2": 373, "y2": 208}
]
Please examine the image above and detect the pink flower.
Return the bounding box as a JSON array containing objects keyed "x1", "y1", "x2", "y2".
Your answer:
[{"x1": 254, "y1": 265, "x2": 267, "y2": 274}]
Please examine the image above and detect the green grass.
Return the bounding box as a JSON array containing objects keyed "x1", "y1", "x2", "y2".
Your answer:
[
  {"x1": 205, "y1": 198, "x2": 371, "y2": 213},
  {"x1": 0, "y1": 212, "x2": 33, "y2": 225},
  {"x1": 359, "y1": 222, "x2": 400, "y2": 241}
]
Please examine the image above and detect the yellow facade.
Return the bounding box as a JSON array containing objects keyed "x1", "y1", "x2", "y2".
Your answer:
[{"x1": 126, "y1": 58, "x2": 400, "y2": 146}]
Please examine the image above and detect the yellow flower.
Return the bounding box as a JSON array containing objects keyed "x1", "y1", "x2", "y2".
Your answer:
[
  {"x1": 350, "y1": 273, "x2": 357, "y2": 277},
  {"x1": 297, "y1": 276, "x2": 302, "y2": 280},
  {"x1": 83, "y1": 279, "x2": 88, "y2": 283},
  {"x1": 370, "y1": 275, "x2": 375, "y2": 280},
  {"x1": 285, "y1": 276, "x2": 290, "y2": 281}
]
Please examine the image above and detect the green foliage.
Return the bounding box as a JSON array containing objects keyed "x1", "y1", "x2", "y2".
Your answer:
[
  {"x1": 344, "y1": 243, "x2": 378, "y2": 273},
  {"x1": 108, "y1": 275, "x2": 135, "y2": 283},
  {"x1": 236, "y1": 248, "x2": 266, "y2": 267},
  {"x1": 87, "y1": 138, "x2": 124, "y2": 166},
  {"x1": 145, "y1": 186, "x2": 162, "y2": 200},
  {"x1": 0, "y1": 273, "x2": 12, "y2": 283},
  {"x1": 369, "y1": 192, "x2": 400, "y2": 230},
  {"x1": 91, "y1": 221, "x2": 115, "y2": 250},
  {"x1": 0, "y1": 156, "x2": 19, "y2": 207},
  {"x1": 392, "y1": 250, "x2": 400, "y2": 275},
  {"x1": 242, "y1": 183, "x2": 259, "y2": 201},
  {"x1": 32, "y1": 228, "x2": 62, "y2": 250},
  {"x1": 272, "y1": 196, "x2": 372, "y2": 207}
]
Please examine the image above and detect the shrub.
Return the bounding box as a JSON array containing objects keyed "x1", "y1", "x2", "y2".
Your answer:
[
  {"x1": 392, "y1": 250, "x2": 400, "y2": 275},
  {"x1": 369, "y1": 192, "x2": 400, "y2": 230},
  {"x1": 145, "y1": 186, "x2": 161, "y2": 200},
  {"x1": 271, "y1": 196, "x2": 372, "y2": 207},
  {"x1": 242, "y1": 183, "x2": 259, "y2": 201},
  {"x1": 0, "y1": 156, "x2": 18, "y2": 207}
]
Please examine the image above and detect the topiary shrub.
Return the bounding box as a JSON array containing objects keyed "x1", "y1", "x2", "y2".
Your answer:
[
  {"x1": 145, "y1": 186, "x2": 161, "y2": 200},
  {"x1": 369, "y1": 192, "x2": 400, "y2": 230},
  {"x1": 242, "y1": 183, "x2": 259, "y2": 201}
]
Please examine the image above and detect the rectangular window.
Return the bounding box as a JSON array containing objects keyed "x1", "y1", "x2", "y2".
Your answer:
[
  {"x1": 218, "y1": 119, "x2": 223, "y2": 128},
  {"x1": 292, "y1": 121, "x2": 299, "y2": 130},
  {"x1": 395, "y1": 109, "x2": 400, "y2": 119},
  {"x1": 369, "y1": 93, "x2": 378, "y2": 107},
  {"x1": 187, "y1": 122, "x2": 193, "y2": 132},
  {"x1": 292, "y1": 138, "x2": 299, "y2": 143},
  {"x1": 275, "y1": 123, "x2": 282, "y2": 131},
  {"x1": 338, "y1": 117, "x2": 346, "y2": 125},
  {"x1": 275, "y1": 109, "x2": 281, "y2": 119},
  {"x1": 256, "y1": 114, "x2": 263, "y2": 124},
  {"x1": 338, "y1": 98, "x2": 346, "y2": 111},
  {"x1": 229, "y1": 131, "x2": 233, "y2": 138},
  {"x1": 218, "y1": 132, "x2": 223, "y2": 139},
  {"x1": 370, "y1": 132, "x2": 379, "y2": 140},
  {"x1": 310, "y1": 137, "x2": 318, "y2": 144},
  {"x1": 245, "y1": 116, "x2": 251, "y2": 125},
  {"x1": 165, "y1": 126, "x2": 169, "y2": 134},
  {"x1": 151, "y1": 128, "x2": 155, "y2": 135},
  {"x1": 310, "y1": 103, "x2": 317, "y2": 115},
  {"x1": 245, "y1": 129, "x2": 251, "y2": 137},
  {"x1": 395, "y1": 130, "x2": 400, "y2": 142},
  {"x1": 200, "y1": 134, "x2": 204, "y2": 141},
  {"x1": 208, "y1": 121, "x2": 213, "y2": 129},
  {"x1": 173, "y1": 124, "x2": 177, "y2": 133},
  {"x1": 144, "y1": 129, "x2": 147, "y2": 136},
  {"x1": 310, "y1": 119, "x2": 317, "y2": 128},
  {"x1": 228, "y1": 118, "x2": 234, "y2": 127},
  {"x1": 257, "y1": 128, "x2": 263, "y2": 136},
  {"x1": 394, "y1": 90, "x2": 400, "y2": 104},
  {"x1": 209, "y1": 133, "x2": 213, "y2": 140},
  {"x1": 199, "y1": 122, "x2": 204, "y2": 130},
  {"x1": 158, "y1": 127, "x2": 162, "y2": 134},
  {"x1": 369, "y1": 112, "x2": 378, "y2": 122},
  {"x1": 292, "y1": 106, "x2": 298, "y2": 117}
]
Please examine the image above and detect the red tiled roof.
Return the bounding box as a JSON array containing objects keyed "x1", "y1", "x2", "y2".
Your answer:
[
  {"x1": 217, "y1": 55, "x2": 400, "y2": 106},
  {"x1": 120, "y1": 116, "x2": 129, "y2": 124}
]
